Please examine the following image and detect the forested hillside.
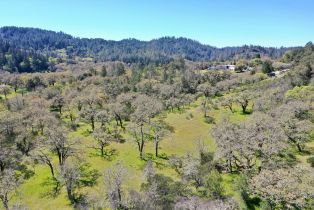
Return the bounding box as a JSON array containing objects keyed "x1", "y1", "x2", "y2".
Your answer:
[
  {"x1": 0, "y1": 40, "x2": 313, "y2": 210},
  {"x1": 0, "y1": 26, "x2": 295, "y2": 73}
]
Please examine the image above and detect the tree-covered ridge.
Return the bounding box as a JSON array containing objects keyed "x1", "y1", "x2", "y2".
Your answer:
[
  {"x1": 0, "y1": 26, "x2": 295, "y2": 68},
  {"x1": 0, "y1": 38, "x2": 51, "y2": 73}
]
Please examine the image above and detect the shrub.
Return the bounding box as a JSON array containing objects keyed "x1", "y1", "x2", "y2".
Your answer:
[
  {"x1": 307, "y1": 156, "x2": 314, "y2": 167},
  {"x1": 204, "y1": 170, "x2": 225, "y2": 198},
  {"x1": 262, "y1": 60, "x2": 274, "y2": 73},
  {"x1": 204, "y1": 116, "x2": 215, "y2": 124},
  {"x1": 186, "y1": 113, "x2": 194, "y2": 120}
]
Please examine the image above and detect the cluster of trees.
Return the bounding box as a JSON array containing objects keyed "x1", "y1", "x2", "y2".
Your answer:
[
  {"x1": 0, "y1": 55, "x2": 245, "y2": 208},
  {"x1": 0, "y1": 26, "x2": 294, "y2": 70},
  {"x1": 0, "y1": 92, "x2": 100, "y2": 208},
  {"x1": 210, "y1": 45, "x2": 314, "y2": 209},
  {"x1": 101, "y1": 146, "x2": 239, "y2": 210}
]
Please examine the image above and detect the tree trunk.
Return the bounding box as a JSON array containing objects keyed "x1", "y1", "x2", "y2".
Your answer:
[
  {"x1": 228, "y1": 105, "x2": 233, "y2": 113},
  {"x1": 1, "y1": 195, "x2": 9, "y2": 210},
  {"x1": 58, "y1": 153, "x2": 62, "y2": 166},
  {"x1": 241, "y1": 104, "x2": 247, "y2": 114},
  {"x1": 66, "y1": 186, "x2": 74, "y2": 204},
  {"x1": 140, "y1": 125, "x2": 145, "y2": 159},
  {"x1": 118, "y1": 116, "x2": 124, "y2": 129},
  {"x1": 241, "y1": 100, "x2": 249, "y2": 114},
  {"x1": 0, "y1": 161, "x2": 5, "y2": 172},
  {"x1": 155, "y1": 139, "x2": 159, "y2": 157},
  {"x1": 57, "y1": 151, "x2": 66, "y2": 167},
  {"x1": 91, "y1": 118, "x2": 95, "y2": 131},
  {"x1": 117, "y1": 188, "x2": 122, "y2": 207},
  {"x1": 101, "y1": 145, "x2": 104, "y2": 156},
  {"x1": 296, "y1": 143, "x2": 303, "y2": 152},
  {"x1": 78, "y1": 103, "x2": 82, "y2": 111},
  {"x1": 114, "y1": 113, "x2": 124, "y2": 129},
  {"x1": 227, "y1": 158, "x2": 233, "y2": 173},
  {"x1": 136, "y1": 141, "x2": 141, "y2": 154},
  {"x1": 289, "y1": 136, "x2": 303, "y2": 152},
  {"x1": 48, "y1": 163, "x2": 55, "y2": 179},
  {"x1": 203, "y1": 99, "x2": 208, "y2": 117}
]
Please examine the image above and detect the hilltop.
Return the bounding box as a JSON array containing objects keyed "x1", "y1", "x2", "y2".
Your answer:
[{"x1": 0, "y1": 26, "x2": 296, "y2": 73}]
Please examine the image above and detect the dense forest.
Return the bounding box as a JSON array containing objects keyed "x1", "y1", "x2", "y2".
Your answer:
[{"x1": 0, "y1": 26, "x2": 296, "y2": 73}]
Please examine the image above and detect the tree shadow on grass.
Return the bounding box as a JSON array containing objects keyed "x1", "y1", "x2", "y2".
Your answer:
[
  {"x1": 40, "y1": 163, "x2": 100, "y2": 200},
  {"x1": 275, "y1": 151, "x2": 299, "y2": 167},
  {"x1": 239, "y1": 110, "x2": 253, "y2": 116},
  {"x1": 40, "y1": 177, "x2": 61, "y2": 198},
  {"x1": 143, "y1": 153, "x2": 168, "y2": 169},
  {"x1": 72, "y1": 195, "x2": 89, "y2": 209},
  {"x1": 81, "y1": 129, "x2": 92, "y2": 137},
  {"x1": 79, "y1": 163, "x2": 100, "y2": 187},
  {"x1": 16, "y1": 164, "x2": 35, "y2": 179},
  {"x1": 89, "y1": 148, "x2": 119, "y2": 161},
  {"x1": 299, "y1": 146, "x2": 314, "y2": 156},
  {"x1": 117, "y1": 137, "x2": 126, "y2": 143}
]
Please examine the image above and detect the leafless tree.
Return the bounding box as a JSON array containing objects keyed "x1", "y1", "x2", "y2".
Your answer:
[
  {"x1": 220, "y1": 96, "x2": 235, "y2": 113},
  {"x1": 32, "y1": 147, "x2": 56, "y2": 179},
  {"x1": 150, "y1": 120, "x2": 171, "y2": 157},
  {"x1": 250, "y1": 166, "x2": 314, "y2": 209},
  {"x1": 212, "y1": 113, "x2": 287, "y2": 172},
  {"x1": 59, "y1": 163, "x2": 81, "y2": 204},
  {"x1": 236, "y1": 90, "x2": 251, "y2": 114},
  {"x1": 52, "y1": 95, "x2": 65, "y2": 115},
  {"x1": 92, "y1": 128, "x2": 116, "y2": 157},
  {"x1": 0, "y1": 86, "x2": 11, "y2": 101},
  {"x1": 44, "y1": 126, "x2": 76, "y2": 166},
  {"x1": 104, "y1": 163, "x2": 126, "y2": 209},
  {"x1": 0, "y1": 169, "x2": 20, "y2": 210},
  {"x1": 80, "y1": 106, "x2": 98, "y2": 131},
  {"x1": 129, "y1": 95, "x2": 163, "y2": 159}
]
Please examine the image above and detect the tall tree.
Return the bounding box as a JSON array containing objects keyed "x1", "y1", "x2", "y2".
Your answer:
[
  {"x1": 44, "y1": 126, "x2": 76, "y2": 166},
  {"x1": 130, "y1": 95, "x2": 162, "y2": 159},
  {"x1": 104, "y1": 163, "x2": 126, "y2": 209},
  {"x1": 0, "y1": 169, "x2": 20, "y2": 210}
]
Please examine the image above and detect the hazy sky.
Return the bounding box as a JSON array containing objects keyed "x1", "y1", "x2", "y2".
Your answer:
[{"x1": 0, "y1": 0, "x2": 313, "y2": 47}]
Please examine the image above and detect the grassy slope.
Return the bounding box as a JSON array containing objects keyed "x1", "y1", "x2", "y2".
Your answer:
[
  {"x1": 13, "y1": 100, "x2": 219, "y2": 210},
  {"x1": 6, "y1": 89, "x2": 313, "y2": 210}
]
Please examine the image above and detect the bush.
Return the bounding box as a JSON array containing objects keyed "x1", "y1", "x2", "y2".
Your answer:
[
  {"x1": 204, "y1": 116, "x2": 215, "y2": 124},
  {"x1": 159, "y1": 153, "x2": 168, "y2": 160},
  {"x1": 204, "y1": 170, "x2": 224, "y2": 198},
  {"x1": 212, "y1": 102, "x2": 220, "y2": 110},
  {"x1": 262, "y1": 60, "x2": 274, "y2": 74},
  {"x1": 307, "y1": 156, "x2": 314, "y2": 167},
  {"x1": 70, "y1": 122, "x2": 78, "y2": 131},
  {"x1": 186, "y1": 113, "x2": 194, "y2": 120}
]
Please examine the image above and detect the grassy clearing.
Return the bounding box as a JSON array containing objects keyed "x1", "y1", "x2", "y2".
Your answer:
[
  {"x1": 14, "y1": 99, "x2": 220, "y2": 209},
  {"x1": 3, "y1": 87, "x2": 255, "y2": 210},
  {"x1": 11, "y1": 93, "x2": 312, "y2": 210}
]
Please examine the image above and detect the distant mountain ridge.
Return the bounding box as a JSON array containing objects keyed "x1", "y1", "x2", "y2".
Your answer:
[{"x1": 0, "y1": 26, "x2": 297, "y2": 65}]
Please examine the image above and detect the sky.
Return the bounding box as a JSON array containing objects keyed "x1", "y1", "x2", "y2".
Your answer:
[{"x1": 0, "y1": 0, "x2": 313, "y2": 47}]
